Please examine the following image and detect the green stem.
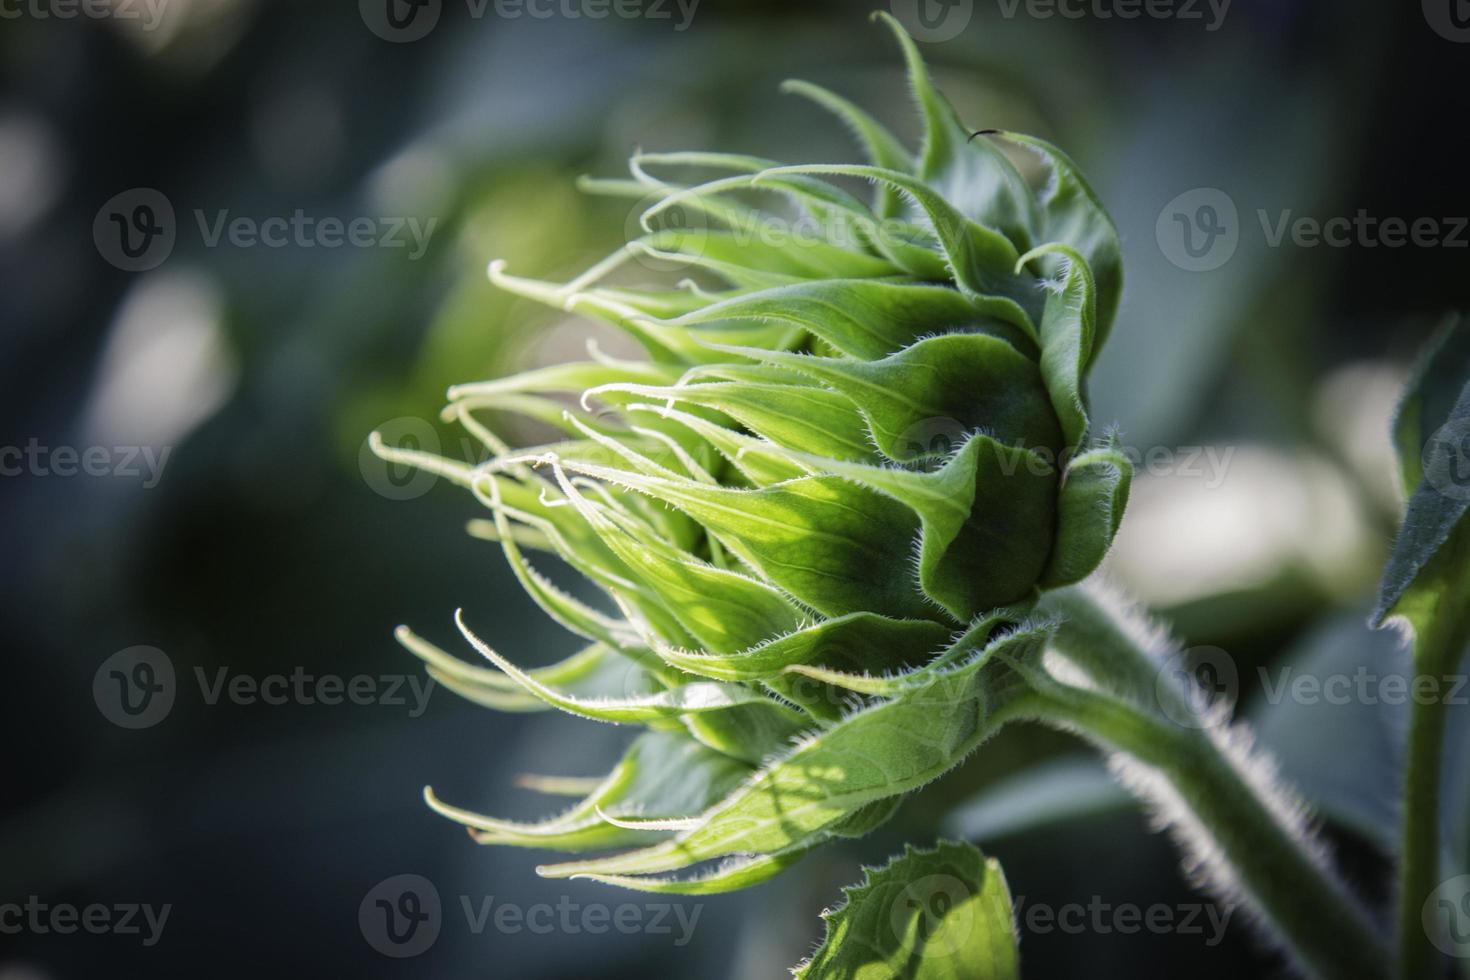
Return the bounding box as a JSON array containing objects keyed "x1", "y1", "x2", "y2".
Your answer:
[
  {"x1": 1391, "y1": 534, "x2": 1470, "y2": 979},
  {"x1": 1033, "y1": 586, "x2": 1392, "y2": 980},
  {"x1": 1399, "y1": 676, "x2": 1450, "y2": 980},
  {"x1": 1387, "y1": 578, "x2": 1470, "y2": 975}
]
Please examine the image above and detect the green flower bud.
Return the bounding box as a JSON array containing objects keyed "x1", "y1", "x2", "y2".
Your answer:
[{"x1": 376, "y1": 12, "x2": 1131, "y2": 893}]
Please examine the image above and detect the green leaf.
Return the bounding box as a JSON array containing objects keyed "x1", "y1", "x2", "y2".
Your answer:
[
  {"x1": 1039, "y1": 443, "x2": 1132, "y2": 589},
  {"x1": 547, "y1": 461, "x2": 938, "y2": 621},
  {"x1": 623, "y1": 402, "x2": 814, "y2": 487},
  {"x1": 534, "y1": 627, "x2": 1048, "y2": 883},
  {"x1": 1390, "y1": 314, "x2": 1470, "y2": 496},
  {"x1": 1376, "y1": 317, "x2": 1470, "y2": 980},
  {"x1": 656, "y1": 613, "x2": 953, "y2": 683},
  {"x1": 707, "y1": 333, "x2": 1062, "y2": 460},
  {"x1": 424, "y1": 730, "x2": 751, "y2": 852},
  {"x1": 781, "y1": 78, "x2": 915, "y2": 220},
  {"x1": 1017, "y1": 242, "x2": 1097, "y2": 449},
  {"x1": 455, "y1": 610, "x2": 808, "y2": 764},
  {"x1": 758, "y1": 164, "x2": 1042, "y2": 334},
  {"x1": 793, "y1": 840, "x2": 1020, "y2": 980},
  {"x1": 577, "y1": 843, "x2": 820, "y2": 895},
  {"x1": 638, "y1": 150, "x2": 945, "y2": 280},
  {"x1": 995, "y1": 131, "x2": 1123, "y2": 356},
  {"x1": 1375, "y1": 317, "x2": 1470, "y2": 669},
  {"x1": 1248, "y1": 613, "x2": 1405, "y2": 853},
  {"x1": 547, "y1": 458, "x2": 804, "y2": 654},
  {"x1": 782, "y1": 607, "x2": 1035, "y2": 698},
  {"x1": 588, "y1": 379, "x2": 877, "y2": 463},
  {"x1": 660, "y1": 613, "x2": 956, "y2": 723},
  {"x1": 469, "y1": 473, "x2": 695, "y2": 650},
  {"x1": 396, "y1": 628, "x2": 644, "y2": 713},
  {"x1": 763, "y1": 435, "x2": 1058, "y2": 620},
  {"x1": 665, "y1": 279, "x2": 1032, "y2": 362},
  {"x1": 875, "y1": 11, "x2": 1039, "y2": 252}
]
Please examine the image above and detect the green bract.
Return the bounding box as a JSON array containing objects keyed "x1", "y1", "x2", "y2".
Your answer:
[{"x1": 376, "y1": 12, "x2": 1130, "y2": 894}]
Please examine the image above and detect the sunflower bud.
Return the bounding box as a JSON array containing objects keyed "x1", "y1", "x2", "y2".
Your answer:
[{"x1": 377, "y1": 12, "x2": 1130, "y2": 893}]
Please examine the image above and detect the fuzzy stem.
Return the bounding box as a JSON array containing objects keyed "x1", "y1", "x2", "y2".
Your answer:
[
  {"x1": 1032, "y1": 586, "x2": 1392, "y2": 980},
  {"x1": 1396, "y1": 600, "x2": 1470, "y2": 978},
  {"x1": 1399, "y1": 678, "x2": 1450, "y2": 980},
  {"x1": 1391, "y1": 530, "x2": 1470, "y2": 979}
]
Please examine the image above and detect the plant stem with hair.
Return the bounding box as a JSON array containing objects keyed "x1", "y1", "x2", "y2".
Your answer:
[{"x1": 1028, "y1": 586, "x2": 1392, "y2": 980}]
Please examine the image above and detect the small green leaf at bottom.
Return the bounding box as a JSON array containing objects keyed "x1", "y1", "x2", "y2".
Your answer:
[{"x1": 793, "y1": 840, "x2": 1019, "y2": 980}]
